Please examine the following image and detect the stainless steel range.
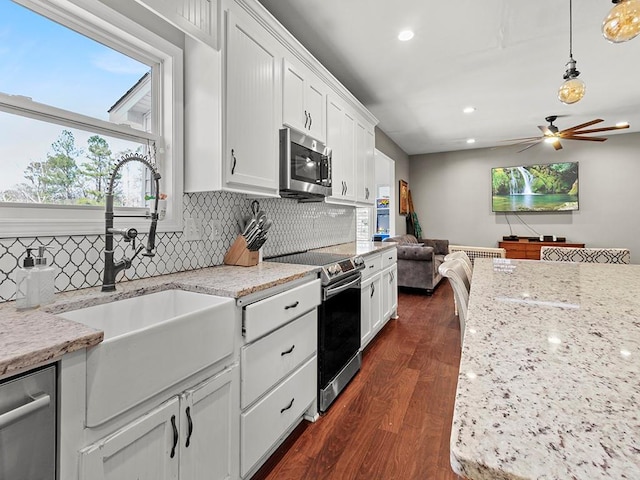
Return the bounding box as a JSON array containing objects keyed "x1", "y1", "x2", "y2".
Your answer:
[{"x1": 268, "y1": 250, "x2": 364, "y2": 412}]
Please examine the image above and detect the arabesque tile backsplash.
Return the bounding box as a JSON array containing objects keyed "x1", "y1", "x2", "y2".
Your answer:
[{"x1": 0, "y1": 192, "x2": 355, "y2": 302}]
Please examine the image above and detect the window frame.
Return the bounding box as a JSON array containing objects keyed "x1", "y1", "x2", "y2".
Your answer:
[{"x1": 0, "y1": 0, "x2": 184, "y2": 237}]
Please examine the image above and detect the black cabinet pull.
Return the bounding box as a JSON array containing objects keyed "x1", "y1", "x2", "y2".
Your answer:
[
  {"x1": 370, "y1": 283, "x2": 375, "y2": 298},
  {"x1": 304, "y1": 110, "x2": 309, "y2": 129},
  {"x1": 170, "y1": 414, "x2": 178, "y2": 458},
  {"x1": 280, "y1": 398, "x2": 295, "y2": 414},
  {"x1": 344, "y1": 181, "x2": 348, "y2": 195},
  {"x1": 185, "y1": 406, "x2": 193, "y2": 448},
  {"x1": 281, "y1": 345, "x2": 295, "y2": 356},
  {"x1": 231, "y1": 149, "x2": 237, "y2": 175},
  {"x1": 284, "y1": 301, "x2": 299, "y2": 310},
  {"x1": 308, "y1": 113, "x2": 312, "y2": 129}
]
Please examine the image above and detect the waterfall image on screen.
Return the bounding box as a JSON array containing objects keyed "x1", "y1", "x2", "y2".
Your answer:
[{"x1": 491, "y1": 162, "x2": 578, "y2": 212}]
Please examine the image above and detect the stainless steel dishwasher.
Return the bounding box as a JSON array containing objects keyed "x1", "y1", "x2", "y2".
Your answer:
[{"x1": 0, "y1": 364, "x2": 56, "y2": 480}]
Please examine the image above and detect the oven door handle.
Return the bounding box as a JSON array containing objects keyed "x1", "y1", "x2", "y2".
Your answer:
[{"x1": 324, "y1": 276, "x2": 361, "y2": 300}]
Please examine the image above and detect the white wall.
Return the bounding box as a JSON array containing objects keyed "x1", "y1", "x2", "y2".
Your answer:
[
  {"x1": 410, "y1": 132, "x2": 640, "y2": 263},
  {"x1": 375, "y1": 128, "x2": 410, "y2": 235}
]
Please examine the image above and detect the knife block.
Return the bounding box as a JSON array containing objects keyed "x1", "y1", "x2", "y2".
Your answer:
[{"x1": 224, "y1": 235, "x2": 259, "y2": 267}]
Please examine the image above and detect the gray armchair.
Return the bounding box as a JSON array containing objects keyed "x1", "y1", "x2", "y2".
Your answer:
[{"x1": 383, "y1": 234, "x2": 449, "y2": 294}]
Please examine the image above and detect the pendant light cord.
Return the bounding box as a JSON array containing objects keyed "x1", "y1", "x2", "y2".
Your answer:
[{"x1": 569, "y1": 0, "x2": 574, "y2": 59}]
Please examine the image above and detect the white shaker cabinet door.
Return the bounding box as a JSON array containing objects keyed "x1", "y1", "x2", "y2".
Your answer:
[
  {"x1": 225, "y1": 10, "x2": 280, "y2": 196},
  {"x1": 180, "y1": 367, "x2": 239, "y2": 480},
  {"x1": 305, "y1": 79, "x2": 325, "y2": 142},
  {"x1": 282, "y1": 59, "x2": 306, "y2": 133},
  {"x1": 383, "y1": 264, "x2": 398, "y2": 322},
  {"x1": 326, "y1": 95, "x2": 356, "y2": 203},
  {"x1": 79, "y1": 397, "x2": 180, "y2": 480}
]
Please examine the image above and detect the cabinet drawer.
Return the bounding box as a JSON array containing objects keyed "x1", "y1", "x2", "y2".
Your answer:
[
  {"x1": 240, "y1": 356, "x2": 316, "y2": 476},
  {"x1": 241, "y1": 310, "x2": 317, "y2": 408},
  {"x1": 243, "y1": 279, "x2": 320, "y2": 342},
  {"x1": 361, "y1": 253, "x2": 382, "y2": 280},
  {"x1": 381, "y1": 248, "x2": 397, "y2": 269}
]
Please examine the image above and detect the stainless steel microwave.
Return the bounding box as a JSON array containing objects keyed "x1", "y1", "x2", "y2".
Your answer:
[{"x1": 279, "y1": 128, "x2": 331, "y2": 200}]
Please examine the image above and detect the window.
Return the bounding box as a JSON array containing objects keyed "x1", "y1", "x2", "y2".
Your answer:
[{"x1": 0, "y1": 0, "x2": 183, "y2": 236}]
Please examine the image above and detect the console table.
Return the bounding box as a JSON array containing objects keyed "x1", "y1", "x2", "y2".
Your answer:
[{"x1": 498, "y1": 238, "x2": 585, "y2": 260}]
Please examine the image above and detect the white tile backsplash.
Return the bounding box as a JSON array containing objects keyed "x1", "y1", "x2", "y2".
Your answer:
[{"x1": 0, "y1": 191, "x2": 355, "y2": 302}]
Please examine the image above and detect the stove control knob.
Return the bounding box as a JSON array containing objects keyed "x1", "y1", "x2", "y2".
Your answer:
[
  {"x1": 353, "y1": 256, "x2": 364, "y2": 268},
  {"x1": 327, "y1": 264, "x2": 341, "y2": 276}
]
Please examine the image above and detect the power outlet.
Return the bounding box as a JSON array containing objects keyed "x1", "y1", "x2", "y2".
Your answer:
[
  {"x1": 211, "y1": 218, "x2": 222, "y2": 241},
  {"x1": 184, "y1": 217, "x2": 202, "y2": 241}
]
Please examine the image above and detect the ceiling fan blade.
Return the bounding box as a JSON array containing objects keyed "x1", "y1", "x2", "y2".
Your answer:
[
  {"x1": 559, "y1": 119, "x2": 603, "y2": 134},
  {"x1": 538, "y1": 125, "x2": 553, "y2": 136},
  {"x1": 552, "y1": 140, "x2": 563, "y2": 151},
  {"x1": 569, "y1": 124, "x2": 629, "y2": 135},
  {"x1": 563, "y1": 136, "x2": 608, "y2": 142}
]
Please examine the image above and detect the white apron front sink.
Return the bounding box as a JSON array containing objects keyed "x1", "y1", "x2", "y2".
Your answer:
[{"x1": 58, "y1": 289, "x2": 236, "y2": 427}]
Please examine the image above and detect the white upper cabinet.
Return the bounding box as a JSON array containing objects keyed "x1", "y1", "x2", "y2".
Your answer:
[
  {"x1": 224, "y1": 8, "x2": 281, "y2": 196},
  {"x1": 327, "y1": 94, "x2": 378, "y2": 205},
  {"x1": 282, "y1": 59, "x2": 326, "y2": 142},
  {"x1": 326, "y1": 95, "x2": 355, "y2": 203},
  {"x1": 183, "y1": 0, "x2": 377, "y2": 197},
  {"x1": 134, "y1": 0, "x2": 219, "y2": 49},
  {"x1": 356, "y1": 123, "x2": 375, "y2": 205}
]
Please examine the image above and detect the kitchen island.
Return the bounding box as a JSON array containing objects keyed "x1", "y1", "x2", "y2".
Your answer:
[{"x1": 451, "y1": 258, "x2": 640, "y2": 479}]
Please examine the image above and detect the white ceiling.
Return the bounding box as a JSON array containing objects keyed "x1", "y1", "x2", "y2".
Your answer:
[{"x1": 257, "y1": 0, "x2": 640, "y2": 155}]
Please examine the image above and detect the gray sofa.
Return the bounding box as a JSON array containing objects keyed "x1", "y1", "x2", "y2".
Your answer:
[{"x1": 383, "y1": 234, "x2": 449, "y2": 294}]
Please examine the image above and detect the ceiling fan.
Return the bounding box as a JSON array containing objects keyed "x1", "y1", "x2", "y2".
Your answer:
[{"x1": 507, "y1": 115, "x2": 630, "y2": 153}]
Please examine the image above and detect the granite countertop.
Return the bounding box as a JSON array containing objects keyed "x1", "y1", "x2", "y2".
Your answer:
[
  {"x1": 0, "y1": 261, "x2": 319, "y2": 380},
  {"x1": 451, "y1": 258, "x2": 640, "y2": 479}
]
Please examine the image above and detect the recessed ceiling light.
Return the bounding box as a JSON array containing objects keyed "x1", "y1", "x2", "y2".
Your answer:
[
  {"x1": 398, "y1": 30, "x2": 414, "y2": 41},
  {"x1": 463, "y1": 106, "x2": 476, "y2": 114},
  {"x1": 466, "y1": 138, "x2": 476, "y2": 144},
  {"x1": 616, "y1": 121, "x2": 629, "y2": 127}
]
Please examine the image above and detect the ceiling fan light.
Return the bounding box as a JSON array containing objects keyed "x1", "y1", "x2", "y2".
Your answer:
[
  {"x1": 544, "y1": 137, "x2": 559, "y2": 144},
  {"x1": 602, "y1": 0, "x2": 640, "y2": 43},
  {"x1": 558, "y1": 77, "x2": 586, "y2": 104}
]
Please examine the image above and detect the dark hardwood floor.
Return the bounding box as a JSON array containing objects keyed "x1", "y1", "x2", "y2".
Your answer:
[{"x1": 251, "y1": 283, "x2": 463, "y2": 480}]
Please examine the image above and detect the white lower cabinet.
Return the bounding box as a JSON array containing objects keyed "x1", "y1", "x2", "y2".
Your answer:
[
  {"x1": 360, "y1": 249, "x2": 397, "y2": 349},
  {"x1": 240, "y1": 278, "x2": 320, "y2": 478},
  {"x1": 382, "y1": 264, "x2": 398, "y2": 322},
  {"x1": 79, "y1": 397, "x2": 180, "y2": 480},
  {"x1": 180, "y1": 368, "x2": 239, "y2": 480},
  {"x1": 240, "y1": 356, "x2": 316, "y2": 476},
  {"x1": 79, "y1": 366, "x2": 238, "y2": 480},
  {"x1": 360, "y1": 273, "x2": 381, "y2": 349}
]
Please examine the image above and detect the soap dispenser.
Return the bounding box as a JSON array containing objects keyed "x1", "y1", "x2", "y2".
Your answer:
[
  {"x1": 14, "y1": 248, "x2": 39, "y2": 310},
  {"x1": 35, "y1": 246, "x2": 57, "y2": 305}
]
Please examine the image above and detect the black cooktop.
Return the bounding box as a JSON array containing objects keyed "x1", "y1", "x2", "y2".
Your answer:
[{"x1": 266, "y1": 251, "x2": 352, "y2": 267}]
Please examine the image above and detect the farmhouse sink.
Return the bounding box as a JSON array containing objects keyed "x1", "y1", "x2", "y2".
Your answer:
[{"x1": 58, "y1": 289, "x2": 236, "y2": 427}]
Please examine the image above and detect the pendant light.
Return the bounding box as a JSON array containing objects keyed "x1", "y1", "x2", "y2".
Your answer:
[
  {"x1": 558, "y1": 0, "x2": 586, "y2": 105},
  {"x1": 602, "y1": 0, "x2": 640, "y2": 43}
]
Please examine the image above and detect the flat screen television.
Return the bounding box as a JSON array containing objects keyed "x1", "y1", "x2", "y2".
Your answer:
[{"x1": 491, "y1": 162, "x2": 579, "y2": 212}]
